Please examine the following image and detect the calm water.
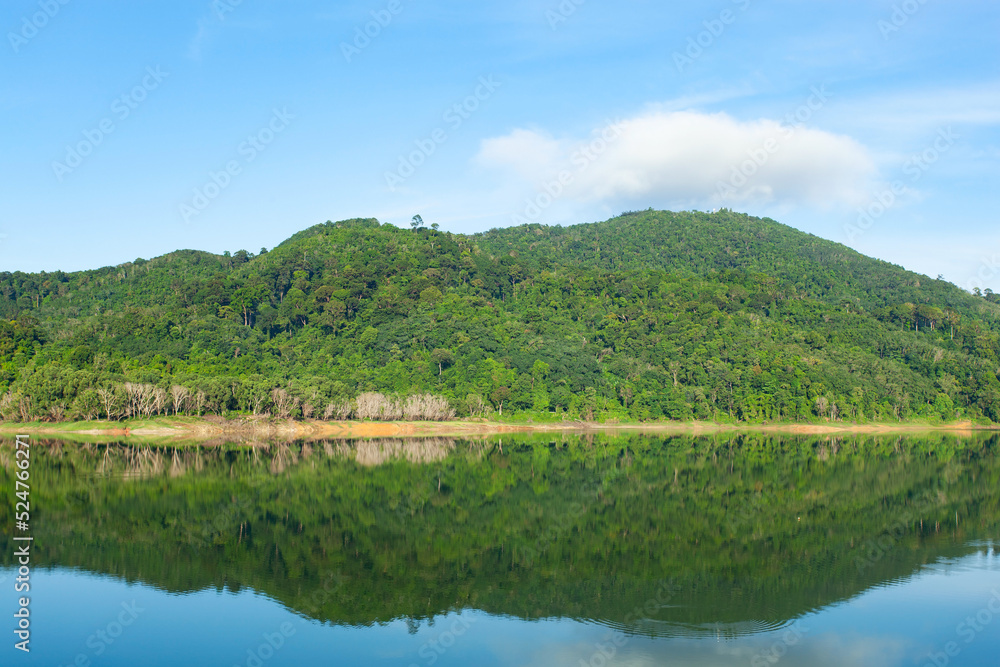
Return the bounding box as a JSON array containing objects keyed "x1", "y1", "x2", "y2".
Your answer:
[{"x1": 2, "y1": 433, "x2": 999, "y2": 666}]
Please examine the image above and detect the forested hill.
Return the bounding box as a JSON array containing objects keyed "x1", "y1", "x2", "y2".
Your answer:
[
  {"x1": 2, "y1": 210, "x2": 999, "y2": 424},
  {"x1": 477, "y1": 209, "x2": 994, "y2": 313}
]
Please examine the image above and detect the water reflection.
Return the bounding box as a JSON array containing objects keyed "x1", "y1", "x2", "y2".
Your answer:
[
  {"x1": 5, "y1": 548, "x2": 999, "y2": 666},
  {"x1": 1, "y1": 432, "x2": 998, "y2": 650}
]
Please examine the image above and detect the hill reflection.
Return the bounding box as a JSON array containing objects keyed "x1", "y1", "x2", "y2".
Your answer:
[{"x1": 1, "y1": 432, "x2": 997, "y2": 637}]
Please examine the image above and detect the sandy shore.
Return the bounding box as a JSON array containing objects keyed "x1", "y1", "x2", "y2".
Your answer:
[{"x1": 1, "y1": 416, "x2": 994, "y2": 444}]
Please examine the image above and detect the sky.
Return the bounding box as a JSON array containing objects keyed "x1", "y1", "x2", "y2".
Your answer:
[{"x1": 2, "y1": 0, "x2": 998, "y2": 291}]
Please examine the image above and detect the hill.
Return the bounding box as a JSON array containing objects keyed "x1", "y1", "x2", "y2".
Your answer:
[{"x1": 1, "y1": 210, "x2": 999, "y2": 423}]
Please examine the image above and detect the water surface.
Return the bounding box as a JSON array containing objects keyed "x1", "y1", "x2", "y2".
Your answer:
[{"x1": 2, "y1": 433, "x2": 998, "y2": 665}]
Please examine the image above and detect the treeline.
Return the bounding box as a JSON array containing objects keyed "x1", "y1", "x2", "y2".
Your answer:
[
  {"x1": 1, "y1": 212, "x2": 999, "y2": 424},
  {"x1": 0, "y1": 372, "x2": 456, "y2": 422}
]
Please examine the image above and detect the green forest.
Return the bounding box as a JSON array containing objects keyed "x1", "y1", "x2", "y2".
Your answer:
[{"x1": 2, "y1": 209, "x2": 1000, "y2": 423}]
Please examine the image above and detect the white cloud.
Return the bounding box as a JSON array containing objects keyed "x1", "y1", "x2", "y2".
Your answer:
[
  {"x1": 515, "y1": 630, "x2": 910, "y2": 667},
  {"x1": 478, "y1": 128, "x2": 565, "y2": 183},
  {"x1": 477, "y1": 110, "x2": 879, "y2": 209}
]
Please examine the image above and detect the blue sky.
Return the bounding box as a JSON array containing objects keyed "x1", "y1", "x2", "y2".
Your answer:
[{"x1": 2, "y1": 0, "x2": 998, "y2": 290}]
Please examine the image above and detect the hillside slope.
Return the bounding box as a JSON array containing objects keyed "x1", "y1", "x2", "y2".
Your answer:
[{"x1": 1, "y1": 211, "x2": 998, "y2": 423}]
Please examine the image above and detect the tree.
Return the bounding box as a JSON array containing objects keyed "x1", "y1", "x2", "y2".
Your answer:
[
  {"x1": 232, "y1": 284, "x2": 269, "y2": 326},
  {"x1": 170, "y1": 385, "x2": 190, "y2": 415},
  {"x1": 420, "y1": 287, "x2": 443, "y2": 306},
  {"x1": 531, "y1": 360, "x2": 550, "y2": 386},
  {"x1": 465, "y1": 393, "x2": 488, "y2": 418},
  {"x1": 71, "y1": 388, "x2": 101, "y2": 420},
  {"x1": 431, "y1": 348, "x2": 454, "y2": 376},
  {"x1": 490, "y1": 386, "x2": 511, "y2": 416},
  {"x1": 279, "y1": 288, "x2": 309, "y2": 328},
  {"x1": 271, "y1": 388, "x2": 297, "y2": 419},
  {"x1": 97, "y1": 386, "x2": 121, "y2": 420},
  {"x1": 411, "y1": 215, "x2": 424, "y2": 232},
  {"x1": 511, "y1": 374, "x2": 533, "y2": 410}
]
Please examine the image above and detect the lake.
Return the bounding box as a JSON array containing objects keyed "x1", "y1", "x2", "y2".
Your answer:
[{"x1": 2, "y1": 432, "x2": 999, "y2": 666}]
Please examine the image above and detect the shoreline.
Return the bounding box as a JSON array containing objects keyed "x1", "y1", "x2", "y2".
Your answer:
[{"x1": 0, "y1": 416, "x2": 995, "y2": 444}]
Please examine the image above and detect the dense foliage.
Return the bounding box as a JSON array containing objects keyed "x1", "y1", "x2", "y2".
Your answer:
[{"x1": 2, "y1": 210, "x2": 999, "y2": 422}]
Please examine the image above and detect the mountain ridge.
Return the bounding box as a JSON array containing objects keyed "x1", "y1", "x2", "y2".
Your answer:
[{"x1": 1, "y1": 210, "x2": 998, "y2": 423}]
